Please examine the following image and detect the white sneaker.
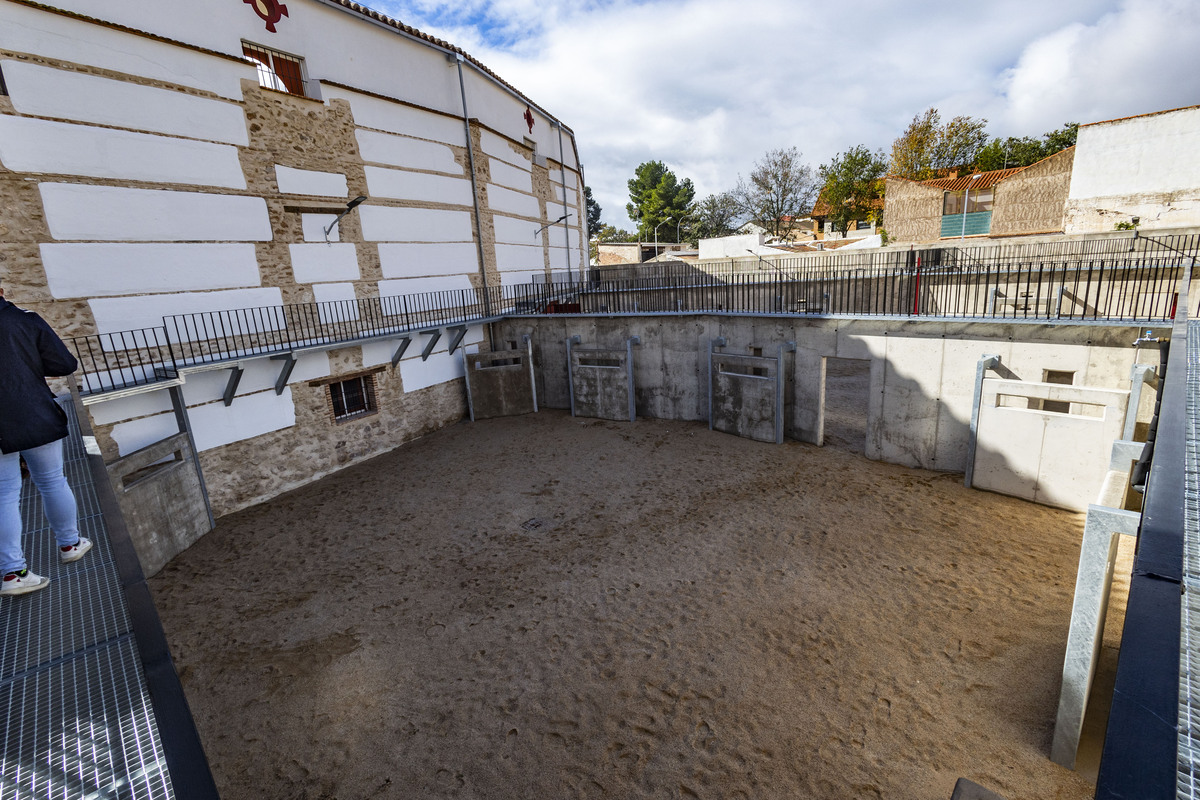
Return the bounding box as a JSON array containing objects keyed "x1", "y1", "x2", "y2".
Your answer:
[
  {"x1": 60, "y1": 537, "x2": 93, "y2": 564},
  {"x1": 1, "y1": 570, "x2": 49, "y2": 596}
]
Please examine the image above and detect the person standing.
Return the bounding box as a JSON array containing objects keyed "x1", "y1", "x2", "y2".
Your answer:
[{"x1": 0, "y1": 285, "x2": 91, "y2": 596}]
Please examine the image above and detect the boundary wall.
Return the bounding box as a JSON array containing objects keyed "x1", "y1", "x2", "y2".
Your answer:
[{"x1": 494, "y1": 315, "x2": 1151, "y2": 475}]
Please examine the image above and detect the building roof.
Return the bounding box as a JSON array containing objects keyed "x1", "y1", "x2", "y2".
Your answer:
[
  {"x1": 1080, "y1": 103, "x2": 1200, "y2": 128},
  {"x1": 919, "y1": 167, "x2": 1027, "y2": 193},
  {"x1": 318, "y1": 1, "x2": 575, "y2": 135},
  {"x1": 9, "y1": 0, "x2": 574, "y2": 138},
  {"x1": 887, "y1": 147, "x2": 1076, "y2": 193}
]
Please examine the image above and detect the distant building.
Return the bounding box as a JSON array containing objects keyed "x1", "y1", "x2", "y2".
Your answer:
[
  {"x1": 884, "y1": 103, "x2": 1200, "y2": 244},
  {"x1": 883, "y1": 149, "x2": 1075, "y2": 244}
]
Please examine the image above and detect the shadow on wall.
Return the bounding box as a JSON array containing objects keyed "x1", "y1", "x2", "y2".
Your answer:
[{"x1": 821, "y1": 357, "x2": 870, "y2": 455}]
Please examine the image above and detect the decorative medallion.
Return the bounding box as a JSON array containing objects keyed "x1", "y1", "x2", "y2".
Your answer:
[
  {"x1": 523, "y1": 105, "x2": 535, "y2": 135},
  {"x1": 244, "y1": 0, "x2": 289, "y2": 32}
]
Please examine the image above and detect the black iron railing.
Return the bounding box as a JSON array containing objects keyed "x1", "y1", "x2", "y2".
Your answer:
[{"x1": 68, "y1": 235, "x2": 1200, "y2": 396}]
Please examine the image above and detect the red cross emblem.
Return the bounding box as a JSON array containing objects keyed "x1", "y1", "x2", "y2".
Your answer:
[
  {"x1": 245, "y1": 0, "x2": 289, "y2": 33},
  {"x1": 523, "y1": 105, "x2": 534, "y2": 134}
]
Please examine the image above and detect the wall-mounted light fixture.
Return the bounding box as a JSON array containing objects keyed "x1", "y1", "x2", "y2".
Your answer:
[
  {"x1": 533, "y1": 213, "x2": 571, "y2": 239},
  {"x1": 324, "y1": 195, "x2": 368, "y2": 243}
]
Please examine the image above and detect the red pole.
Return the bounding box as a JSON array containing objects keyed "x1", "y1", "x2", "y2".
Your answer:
[{"x1": 912, "y1": 256, "x2": 922, "y2": 316}]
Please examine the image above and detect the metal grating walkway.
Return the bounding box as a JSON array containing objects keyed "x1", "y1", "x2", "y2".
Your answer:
[
  {"x1": 1180, "y1": 320, "x2": 1200, "y2": 799},
  {"x1": 0, "y1": 400, "x2": 188, "y2": 800}
]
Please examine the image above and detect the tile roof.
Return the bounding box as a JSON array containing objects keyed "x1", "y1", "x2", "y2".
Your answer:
[{"x1": 919, "y1": 167, "x2": 1026, "y2": 192}]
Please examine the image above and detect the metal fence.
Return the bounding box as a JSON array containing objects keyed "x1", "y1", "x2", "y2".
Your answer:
[{"x1": 68, "y1": 234, "x2": 1200, "y2": 396}]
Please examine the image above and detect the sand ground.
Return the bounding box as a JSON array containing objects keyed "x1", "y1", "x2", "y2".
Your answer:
[{"x1": 151, "y1": 365, "x2": 1103, "y2": 800}]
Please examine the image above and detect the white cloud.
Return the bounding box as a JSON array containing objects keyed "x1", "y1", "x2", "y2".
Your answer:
[
  {"x1": 998, "y1": 0, "x2": 1200, "y2": 134},
  {"x1": 368, "y1": 0, "x2": 1200, "y2": 230}
]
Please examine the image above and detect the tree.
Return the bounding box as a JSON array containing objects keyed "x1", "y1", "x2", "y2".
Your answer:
[
  {"x1": 972, "y1": 122, "x2": 1080, "y2": 172},
  {"x1": 734, "y1": 147, "x2": 818, "y2": 240},
  {"x1": 584, "y1": 185, "x2": 603, "y2": 235},
  {"x1": 889, "y1": 108, "x2": 988, "y2": 179},
  {"x1": 889, "y1": 108, "x2": 941, "y2": 180},
  {"x1": 817, "y1": 145, "x2": 887, "y2": 235},
  {"x1": 933, "y1": 114, "x2": 989, "y2": 173},
  {"x1": 625, "y1": 161, "x2": 695, "y2": 240},
  {"x1": 688, "y1": 192, "x2": 741, "y2": 243}
]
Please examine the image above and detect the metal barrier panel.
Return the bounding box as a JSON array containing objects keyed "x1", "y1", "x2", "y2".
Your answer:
[
  {"x1": 463, "y1": 344, "x2": 537, "y2": 421},
  {"x1": 709, "y1": 353, "x2": 780, "y2": 444},
  {"x1": 972, "y1": 379, "x2": 1129, "y2": 510},
  {"x1": 568, "y1": 342, "x2": 635, "y2": 422}
]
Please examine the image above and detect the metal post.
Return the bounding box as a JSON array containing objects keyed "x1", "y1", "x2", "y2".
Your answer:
[
  {"x1": 169, "y1": 385, "x2": 214, "y2": 530},
  {"x1": 626, "y1": 336, "x2": 640, "y2": 422},
  {"x1": 566, "y1": 334, "x2": 580, "y2": 416},
  {"x1": 1122, "y1": 363, "x2": 1158, "y2": 441},
  {"x1": 462, "y1": 348, "x2": 476, "y2": 422},
  {"x1": 708, "y1": 337, "x2": 726, "y2": 430},
  {"x1": 454, "y1": 55, "x2": 491, "y2": 317},
  {"x1": 964, "y1": 354, "x2": 1001, "y2": 488},
  {"x1": 554, "y1": 122, "x2": 573, "y2": 281},
  {"x1": 525, "y1": 334, "x2": 538, "y2": 413},
  {"x1": 776, "y1": 341, "x2": 796, "y2": 444}
]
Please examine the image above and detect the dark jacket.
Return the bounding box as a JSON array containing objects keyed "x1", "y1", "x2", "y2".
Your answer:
[{"x1": 0, "y1": 298, "x2": 78, "y2": 454}]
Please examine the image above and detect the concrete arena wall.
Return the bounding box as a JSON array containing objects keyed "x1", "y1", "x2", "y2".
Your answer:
[{"x1": 493, "y1": 315, "x2": 1149, "y2": 474}]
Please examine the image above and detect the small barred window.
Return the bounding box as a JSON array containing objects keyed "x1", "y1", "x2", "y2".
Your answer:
[
  {"x1": 328, "y1": 375, "x2": 377, "y2": 421},
  {"x1": 243, "y1": 42, "x2": 307, "y2": 96}
]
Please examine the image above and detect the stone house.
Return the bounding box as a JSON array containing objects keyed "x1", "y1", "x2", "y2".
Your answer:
[
  {"x1": 0, "y1": 0, "x2": 585, "y2": 524},
  {"x1": 883, "y1": 148, "x2": 1075, "y2": 244}
]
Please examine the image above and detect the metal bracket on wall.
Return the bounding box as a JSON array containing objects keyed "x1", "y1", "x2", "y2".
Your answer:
[
  {"x1": 391, "y1": 336, "x2": 412, "y2": 367},
  {"x1": 964, "y1": 354, "x2": 1002, "y2": 487},
  {"x1": 420, "y1": 329, "x2": 441, "y2": 361},
  {"x1": 566, "y1": 335, "x2": 581, "y2": 417},
  {"x1": 708, "y1": 337, "x2": 727, "y2": 431},
  {"x1": 271, "y1": 353, "x2": 296, "y2": 395},
  {"x1": 222, "y1": 366, "x2": 244, "y2": 407},
  {"x1": 446, "y1": 325, "x2": 468, "y2": 355}
]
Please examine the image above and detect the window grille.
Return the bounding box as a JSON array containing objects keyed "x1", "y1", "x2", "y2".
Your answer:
[
  {"x1": 328, "y1": 375, "x2": 377, "y2": 421},
  {"x1": 243, "y1": 42, "x2": 306, "y2": 96}
]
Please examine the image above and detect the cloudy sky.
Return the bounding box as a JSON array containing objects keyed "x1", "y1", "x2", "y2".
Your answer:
[{"x1": 366, "y1": 0, "x2": 1200, "y2": 230}]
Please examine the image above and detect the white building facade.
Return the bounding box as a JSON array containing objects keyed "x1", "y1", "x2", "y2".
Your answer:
[
  {"x1": 0, "y1": 0, "x2": 586, "y2": 518},
  {"x1": 1065, "y1": 104, "x2": 1200, "y2": 234}
]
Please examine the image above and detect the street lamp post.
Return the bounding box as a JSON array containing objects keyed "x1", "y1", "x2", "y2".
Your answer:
[
  {"x1": 654, "y1": 216, "x2": 673, "y2": 260},
  {"x1": 676, "y1": 214, "x2": 694, "y2": 246}
]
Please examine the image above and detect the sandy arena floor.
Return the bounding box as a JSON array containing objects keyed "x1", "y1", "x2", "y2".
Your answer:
[{"x1": 151, "y1": 381, "x2": 1099, "y2": 799}]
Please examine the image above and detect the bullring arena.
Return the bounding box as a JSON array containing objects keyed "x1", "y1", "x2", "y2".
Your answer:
[{"x1": 148, "y1": 366, "x2": 1111, "y2": 800}]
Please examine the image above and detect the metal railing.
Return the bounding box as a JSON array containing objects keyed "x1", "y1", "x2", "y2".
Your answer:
[{"x1": 68, "y1": 234, "x2": 1200, "y2": 397}]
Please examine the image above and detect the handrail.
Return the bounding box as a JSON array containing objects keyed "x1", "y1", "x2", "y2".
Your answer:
[{"x1": 68, "y1": 242, "x2": 1200, "y2": 397}]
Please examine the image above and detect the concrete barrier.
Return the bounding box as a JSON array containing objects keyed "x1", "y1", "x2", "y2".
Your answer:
[
  {"x1": 463, "y1": 341, "x2": 538, "y2": 420},
  {"x1": 567, "y1": 336, "x2": 638, "y2": 422},
  {"x1": 491, "y1": 315, "x2": 1149, "y2": 474},
  {"x1": 972, "y1": 379, "x2": 1130, "y2": 510},
  {"x1": 105, "y1": 432, "x2": 211, "y2": 577},
  {"x1": 709, "y1": 341, "x2": 793, "y2": 444}
]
